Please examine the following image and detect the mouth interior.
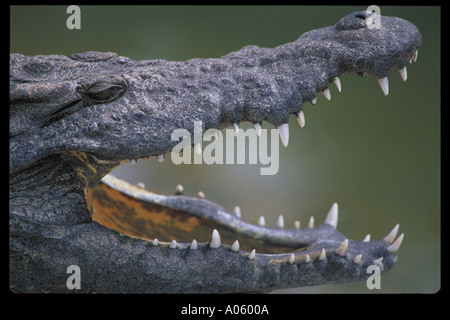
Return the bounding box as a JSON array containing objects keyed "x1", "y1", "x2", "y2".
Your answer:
[
  {"x1": 87, "y1": 49, "x2": 418, "y2": 255},
  {"x1": 88, "y1": 169, "x2": 305, "y2": 254}
]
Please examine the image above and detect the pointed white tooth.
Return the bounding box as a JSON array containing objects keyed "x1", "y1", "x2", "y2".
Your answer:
[
  {"x1": 387, "y1": 233, "x2": 404, "y2": 254},
  {"x1": 337, "y1": 239, "x2": 348, "y2": 256},
  {"x1": 319, "y1": 248, "x2": 326, "y2": 261},
  {"x1": 233, "y1": 206, "x2": 241, "y2": 218},
  {"x1": 353, "y1": 254, "x2": 362, "y2": 263},
  {"x1": 254, "y1": 123, "x2": 262, "y2": 137},
  {"x1": 288, "y1": 253, "x2": 295, "y2": 264},
  {"x1": 157, "y1": 154, "x2": 165, "y2": 162},
  {"x1": 137, "y1": 182, "x2": 145, "y2": 189},
  {"x1": 373, "y1": 257, "x2": 383, "y2": 266},
  {"x1": 190, "y1": 239, "x2": 198, "y2": 250},
  {"x1": 258, "y1": 216, "x2": 266, "y2": 227},
  {"x1": 276, "y1": 215, "x2": 284, "y2": 228},
  {"x1": 296, "y1": 111, "x2": 305, "y2": 128},
  {"x1": 231, "y1": 240, "x2": 240, "y2": 252},
  {"x1": 363, "y1": 234, "x2": 371, "y2": 242},
  {"x1": 210, "y1": 229, "x2": 221, "y2": 249},
  {"x1": 324, "y1": 202, "x2": 338, "y2": 229},
  {"x1": 383, "y1": 224, "x2": 399, "y2": 244},
  {"x1": 277, "y1": 123, "x2": 289, "y2": 147},
  {"x1": 197, "y1": 191, "x2": 205, "y2": 199},
  {"x1": 248, "y1": 249, "x2": 256, "y2": 260},
  {"x1": 304, "y1": 254, "x2": 311, "y2": 263},
  {"x1": 130, "y1": 159, "x2": 137, "y2": 165},
  {"x1": 413, "y1": 50, "x2": 418, "y2": 62},
  {"x1": 175, "y1": 184, "x2": 184, "y2": 195},
  {"x1": 294, "y1": 220, "x2": 300, "y2": 230},
  {"x1": 308, "y1": 216, "x2": 314, "y2": 228},
  {"x1": 311, "y1": 97, "x2": 317, "y2": 105},
  {"x1": 194, "y1": 142, "x2": 202, "y2": 155},
  {"x1": 152, "y1": 238, "x2": 159, "y2": 246},
  {"x1": 377, "y1": 77, "x2": 389, "y2": 96},
  {"x1": 323, "y1": 88, "x2": 331, "y2": 100},
  {"x1": 334, "y1": 77, "x2": 342, "y2": 92},
  {"x1": 409, "y1": 58, "x2": 413, "y2": 64},
  {"x1": 169, "y1": 240, "x2": 177, "y2": 249},
  {"x1": 233, "y1": 122, "x2": 240, "y2": 133},
  {"x1": 398, "y1": 66, "x2": 407, "y2": 81}
]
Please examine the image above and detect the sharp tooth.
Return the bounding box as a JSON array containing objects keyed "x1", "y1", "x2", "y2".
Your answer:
[
  {"x1": 398, "y1": 66, "x2": 407, "y2": 81},
  {"x1": 373, "y1": 257, "x2": 383, "y2": 266},
  {"x1": 254, "y1": 123, "x2": 262, "y2": 136},
  {"x1": 413, "y1": 50, "x2": 418, "y2": 62},
  {"x1": 296, "y1": 111, "x2": 305, "y2": 128},
  {"x1": 324, "y1": 202, "x2": 338, "y2": 229},
  {"x1": 157, "y1": 154, "x2": 165, "y2": 162},
  {"x1": 248, "y1": 249, "x2": 256, "y2": 260},
  {"x1": 130, "y1": 159, "x2": 137, "y2": 165},
  {"x1": 169, "y1": 240, "x2": 177, "y2": 249},
  {"x1": 233, "y1": 206, "x2": 241, "y2": 218},
  {"x1": 323, "y1": 88, "x2": 331, "y2": 100},
  {"x1": 152, "y1": 238, "x2": 159, "y2": 246},
  {"x1": 377, "y1": 77, "x2": 389, "y2": 96},
  {"x1": 190, "y1": 239, "x2": 198, "y2": 250},
  {"x1": 334, "y1": 77, "x2": 342, "y2": 92},
  {"x1": 294, "y1": 220, "x2": 300, "y2": 230},
  {"x1": 304, "y1": 254, "x2": 311, "y2": 263},
  {"x1": 308, "y1": 216, "x2": 314, "y2": 228},
  {"x1": 288, "y1": 254, "x2": 295, "y2": 264},
  {"x1": 319, "y1": 248, "x2": 326, "y2": 261},
  {"x1": 197, "y1": 191, "x2": 205, "y2": 199},
  {"x1": 258, "y1": 216, "x2": 265, "y2": 227},
  {"x1": 353, "y1": 254, "x2": 362, "y2": 263},
  {"x1": 137, "y1": 182, "x2": 145, "y2": 189},
  {"x1": 387, "y1": 233, "x2": 404, "y2": 254},
  {"x1": 337, "y1": 239, "x2": 348, "y2": 256},
  {"x1": 194, "y1": 142, "x2": 202, "y2": 155},
  {"x1": 276, "y1": 215, "x2": 284, "y2": 228},
  {"x1": 210, "y1": 229, "x2": 221, "y2": 249},
  {"x1": 383, "y1": 224, "x2": 399, "y2": 244},
  {"x1": 175, "y1": 184, "x2": 184, "y2": 195},
  {"x1": 363, "y1": 234, "x2": 371, "y2": 242},
  {"x1": 277, "y1": 123, "x2": 289, "y2": 147},
  {"x1": 233, "y1": 122, "x2": 240, "y2": 133},
  {"x1": 231, "y1": 240, "x2": 240, "y2": 252},
  {"x1": 311, "y1": 97, "x2": 317, "y2": 105}
]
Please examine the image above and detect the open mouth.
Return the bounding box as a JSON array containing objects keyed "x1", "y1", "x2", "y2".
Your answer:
[
  {"x1": 10, "y1": 10, "x2": 422, "y2": 292},
  {"x1": 90, "y1": 174, "x2": 403, "y2": 257},
  {"x1": 85, "y1": 55, "x2": 416, "y2": 275}
]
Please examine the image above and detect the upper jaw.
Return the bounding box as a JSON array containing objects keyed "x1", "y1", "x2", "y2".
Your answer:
[
  {"x1": 113, "y1": 46, "x2": 419, "y2": 163},
  {"x1": 9, "y1": 11, "x2": 421, "y2": 173}
]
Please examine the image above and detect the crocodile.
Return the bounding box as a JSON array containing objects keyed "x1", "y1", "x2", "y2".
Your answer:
[{"x1": 9, "y1": 10, "x2": 421, "y2": 293}]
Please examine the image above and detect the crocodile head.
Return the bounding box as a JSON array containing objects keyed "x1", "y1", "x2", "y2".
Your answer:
[{"x1": 9, "y1": 11, "x2": 421, "y2": 293}]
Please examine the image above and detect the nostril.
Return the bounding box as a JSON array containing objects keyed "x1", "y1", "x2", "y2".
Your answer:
[{"x1": 336, "y1": 11, "x2": 370, "y2": 30}]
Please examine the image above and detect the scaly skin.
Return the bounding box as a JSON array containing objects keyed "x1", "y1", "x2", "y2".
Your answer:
[{"x1": 9, "y1": 11, "x2": 420, "y2": 293}]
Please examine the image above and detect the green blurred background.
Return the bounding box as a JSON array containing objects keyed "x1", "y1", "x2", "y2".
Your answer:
[{"x1": 11, "y1": 5, "x2": 440, "y2": 293}]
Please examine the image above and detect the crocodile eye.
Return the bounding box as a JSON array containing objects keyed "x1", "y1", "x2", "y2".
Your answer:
[{"x1": 85, "y1": 82, "x2": 124, "y2": 102}]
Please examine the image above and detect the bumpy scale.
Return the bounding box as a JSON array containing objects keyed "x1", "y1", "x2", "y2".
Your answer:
[{"x1": 9, "y1": 10, "x2": 421, "y2": 293}]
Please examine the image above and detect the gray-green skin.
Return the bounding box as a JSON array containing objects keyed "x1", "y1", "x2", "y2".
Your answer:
[{"x1": 9, "y1": 11, "x2": 421, "y2": 293}]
